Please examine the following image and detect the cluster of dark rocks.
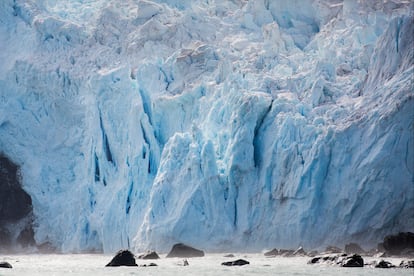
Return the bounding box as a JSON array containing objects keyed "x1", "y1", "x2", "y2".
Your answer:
[
  {"x1": 105, "y1": 243, "x2": 251, "y2": 268},
  {"x1": 262, "y1": 232, "x2": 414, "y2": 270},
  {"x1": 309, "y1": 253, "x2": 364, "y2": 267},
  {"x1": 308, "y1": 253, "x2": 413, "y2": 269},
  {"x1": 105, "y1": 243, "x2": 207, "y2": 267}
]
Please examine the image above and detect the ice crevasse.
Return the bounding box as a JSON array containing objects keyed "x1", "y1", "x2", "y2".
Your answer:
[{"x1": 0, "y1": 0, "x2": 413, "y2": 253}]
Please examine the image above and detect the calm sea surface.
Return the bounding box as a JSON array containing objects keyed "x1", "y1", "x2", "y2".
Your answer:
[{"x1": 0, "y1": 254, "x2": 412, "y2": 275}]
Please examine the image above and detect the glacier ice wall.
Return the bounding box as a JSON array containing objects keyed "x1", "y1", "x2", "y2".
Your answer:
[{"x1": 0, "y1": 0, "x2": 413, "y2": 252}]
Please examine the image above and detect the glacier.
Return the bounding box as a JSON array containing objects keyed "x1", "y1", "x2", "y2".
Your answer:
[{"x1": 0, "y1": 0, "x2": 413, "y2": 253}]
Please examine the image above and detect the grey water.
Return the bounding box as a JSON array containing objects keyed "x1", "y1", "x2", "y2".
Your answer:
[{"x1": 0, "y1": 254, "x2": 412, "y2": 276}]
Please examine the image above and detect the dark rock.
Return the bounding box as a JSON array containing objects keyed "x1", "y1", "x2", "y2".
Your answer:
[
  {"x1": 106, "y1": 250, "x2": 137, "y2": 267},
  {"x1": 264, "y1": 248, "x2": 279, "y2": 256},
  {"x1": 138, "y1": 251, "x2": 160, "y2": 260},
  {"x1": 345, "y1": 243, "x2": 365, "y2": 255},
  {"x1": 341, "y1": 254, "x2": 364, "y2": 267},
  {"x1": 309, "y1": 253, "x2": 364, "y2": 268},
  {"x1": 224, "y1": 254, "x2": 235, "y2": 257},
  {"x1": 0, "y1": 155, "x2": 32, "y2": 222},
  {"x1": 308, "y1": 257, "x2": 321, "y2": 264},
  {"x1": 166, "y1": 243, "x2": 204, "y2": 258},
  {"x1": 0, "y1": 155, "x2": 35, "y2": 252},
  {"x1": 183, "y1": 259, "x2": 189, "y2": 266},
  {"x1": 399, "y1": 260, "x2": 414, "y2": 268},
  {"x1": 375, "y1": 260, "x2": 395, "y2": 268},
  {"x1": 308, "y1": 254, "x2": 339, "y2": 265},
  {"x1": 140, "y1": 263, "x2": 158, "y2": 267},
  {"x1": 383, "y1": 232, "x2": 414, "y2": 255},
  {"x1": 221, "y1": 259, "x2": 249, "y2": 266},
  {"x1": 0, "y1": 261, "x2": 12, "y2": 268}
]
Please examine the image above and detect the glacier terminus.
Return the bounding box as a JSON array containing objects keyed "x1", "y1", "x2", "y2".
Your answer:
[{"x1": 0, "y1": 0, "x2": 413, "y2": 253}]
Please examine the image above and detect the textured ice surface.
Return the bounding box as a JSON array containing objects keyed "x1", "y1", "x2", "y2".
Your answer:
[{"x1": 0, "y1": 0, "x2": 413, "y2": 253}]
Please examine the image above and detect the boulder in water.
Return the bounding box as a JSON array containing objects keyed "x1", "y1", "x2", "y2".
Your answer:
[
  {"x1": 341, "y1": 254, "x2": 364, "y2": 267},
  {"x1": 0, "y1": 262, "x2": 12, "y2": 268},
  {"x1": 105, "y1": 250, "x2": 137, "y2": 267},
  {"x1": 375, "y1": 260, "x2": 395, "y2": 268},
  {"x1": 221, "y1": 259, "x2": 249, "y2": 266}
]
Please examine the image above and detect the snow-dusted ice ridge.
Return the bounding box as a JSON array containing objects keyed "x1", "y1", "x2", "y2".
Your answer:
[{"x1": 0, "y1": 0, "x2": 413, "y2": 253}]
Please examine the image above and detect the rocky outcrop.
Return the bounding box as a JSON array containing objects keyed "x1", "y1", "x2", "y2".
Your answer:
[
  {"x1": 383, "y1": 232, "x2": 414, "y2": 256},
  {"x1": 0, "y1": 154, "x2": 35, "y2": 251}
]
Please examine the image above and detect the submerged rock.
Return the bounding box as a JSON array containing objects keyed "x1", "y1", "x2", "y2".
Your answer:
[
  {"x1": 166, "y1": 243, "x2": 204, "y2": 258},
  {"x1": 105, "y1": 250, "x2": 137, "y2": 267},
  {"x1": 221, "y1": 259, "x2": 249, "y2": 266}
]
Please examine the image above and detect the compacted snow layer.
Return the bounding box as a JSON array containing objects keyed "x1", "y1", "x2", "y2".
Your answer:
[{"x1": 0, "y1": 0, "x2": 413, "y2": 252}]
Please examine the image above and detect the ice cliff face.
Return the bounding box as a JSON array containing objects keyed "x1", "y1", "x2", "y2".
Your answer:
[{"x1": 0, "y1": 0, "x2": 413, "y2": 253}]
